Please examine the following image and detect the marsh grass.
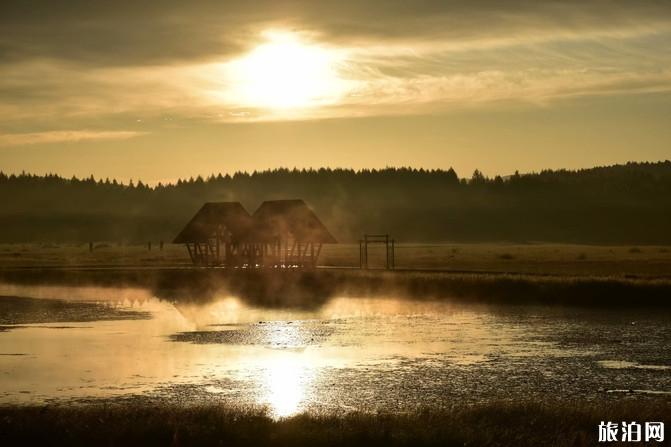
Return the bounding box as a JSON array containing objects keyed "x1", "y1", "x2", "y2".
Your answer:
[
  {"x1": 0, "y1": 400, "x2": 667, "y2": 446},
  {"x1": 1, "y1": 268, "x2": 670, "y2": 309},
  {"x1": 0, "y1": 296, "x2": 150, "y2": 325},
  {"x1": 2, "y1": 242, "x2": 671, "y2": 278}
]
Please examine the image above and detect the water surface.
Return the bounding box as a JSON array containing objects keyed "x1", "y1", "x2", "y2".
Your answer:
[{"x1": 0, "y1": 283, "x2": 669, "y2": 417}]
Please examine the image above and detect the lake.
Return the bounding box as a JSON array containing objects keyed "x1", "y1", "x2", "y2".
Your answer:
[{"x1": 0, "y1": 283, "x2": 669, "y2": 418}]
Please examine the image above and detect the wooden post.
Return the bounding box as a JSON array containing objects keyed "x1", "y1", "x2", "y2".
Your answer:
[
  {"x1": 364, "y1": 235, "x2": 368, "y2": 269},
  {"x1": 315, "y1": 243, "x2": 322, "y2": 267},
  {"x1": 290, "y1": 240, "x2": 297, "y2": 266},
  {"x1": 391, "y1": 239, "x2": 395, "y2": 269},
  {"x1": 296, "y1": 242, "x2": 302, "y2": 267},
  {"x1": 284, "y1": 239, "x2": 289, "y2": 267},
  {"x1": 186, "y1": 243, "x2": 194, "y2": 264},
  {"x1": 385, "y1": 234, "x2": 389, "y2": 269},
  {"x1": 215, "y1": 233, "x2": 220, "y2": 265},
  {"x1": 310, "y1": 242, "x2": 315, "y2": 267},
  {"x1": 301, "y1": 242, "x2": 309, "y2": 267}
]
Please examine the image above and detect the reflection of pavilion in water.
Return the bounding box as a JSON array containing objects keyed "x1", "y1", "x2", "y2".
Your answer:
[{"x1": 173, "y1": 199, "x2": 337, "y2": 268}]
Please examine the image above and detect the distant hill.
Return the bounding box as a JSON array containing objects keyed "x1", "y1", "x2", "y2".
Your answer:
[{"x1": 1, "y1": 161, "x2": 670, "y2": 244}]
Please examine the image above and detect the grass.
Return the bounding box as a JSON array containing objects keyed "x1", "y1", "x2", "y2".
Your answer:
[
  {"x1": 1, "y1": 267, "x2": 670, "y2": 309},
  {"x1": 0, "y1": 400, "x2": 667, "y2": 446},
  {"x1": 1, "y1": 242, "x2": 671, "y2": 308},
  {"x1": 0, "y1": 295, "x2": 150, "y2": 325},
  {"x1": 2, "y1": 242, "x2": 671, "y2": 278}
]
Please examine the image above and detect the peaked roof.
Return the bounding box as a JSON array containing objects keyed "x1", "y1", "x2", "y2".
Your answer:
[
  {"x1": 252, "y1": 199, "x2": 337, "y2": 243},
  {"x1": 173, "y1": 202, "x2": 252, "y2": 243}
]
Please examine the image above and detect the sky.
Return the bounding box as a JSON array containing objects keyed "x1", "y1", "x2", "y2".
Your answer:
[{"x1": 1, "y1": 0, "x2": 670, "y2": 183}]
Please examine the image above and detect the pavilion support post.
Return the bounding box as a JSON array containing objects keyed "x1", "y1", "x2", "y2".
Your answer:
[
  {"x1": 248, "y1": 243, "x2": 254, "y2": 268},
  {"x1": 286, "y1": 241, "x2": 290, "y2": 266},
  {"x1": 310, "y1": 243, "x2": 315, "y2": 267},
  {"x1": 301, "y1": 242, "x2": 309, "y2": 267},
  {"x1": 215, "y1": 235, "x2": 220, "y2": 265},
  {"x1": 193, "y1": 243, "x2": 200, "y2": 265},
  {"x1": 251, "y1": 244, "x2": 257, "y2": 268},
  {"x1": 315, "y1": 243, "x2": 322, "y2": 267},
  {"x1": 296, "y1": 242, "x2": 302, "y2": 267},
  {"x1": 289, "y1": 241, "x2": 297, "y2": 266},
  {"x1": 186, "y1": 243, "x2": 194, "y2": 264}
]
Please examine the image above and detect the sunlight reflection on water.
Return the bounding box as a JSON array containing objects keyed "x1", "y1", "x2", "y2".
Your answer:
[{"x1": 260, "y1": 353, "x2": 313, "y2": 418}]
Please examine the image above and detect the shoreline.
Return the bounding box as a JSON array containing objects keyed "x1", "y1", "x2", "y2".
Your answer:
[{"x1": 1, "y1": 266, "x2": 670, "y2": 308}]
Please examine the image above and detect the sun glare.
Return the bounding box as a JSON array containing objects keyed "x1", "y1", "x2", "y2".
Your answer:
[{"x1": 226, "y1": 32, "x2": 347, "y2": 110}]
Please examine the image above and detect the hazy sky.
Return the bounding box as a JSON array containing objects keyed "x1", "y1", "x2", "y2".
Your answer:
[{"x1": 1, "y1": 0, "x2": 670, "y2": 183}]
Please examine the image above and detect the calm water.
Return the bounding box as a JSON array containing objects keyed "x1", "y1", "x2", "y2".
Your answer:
[{"x1": 0, "y1": 283, "x2": 669, "y2": 417}]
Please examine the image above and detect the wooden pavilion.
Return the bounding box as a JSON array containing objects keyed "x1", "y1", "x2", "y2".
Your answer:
[
  {"x1": 251, "y1": 199, "x2": 337, "y2": 268},
  {"x1": 173, "y1": 199, "x2": 336, "y2": 268},
  {"x1": 172, "y1": 202, "x2": 254, "y2": 267}
]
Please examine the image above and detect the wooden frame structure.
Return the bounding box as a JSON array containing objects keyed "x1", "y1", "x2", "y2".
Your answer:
[
  {"x1": 174, "y1": 202, "x2": 254, "y2": 267},
  {"x1": 359, "y1": 234, "x2": 395, "y2": 270},
  {"x1": 250, "y1": 200, "x2": 335, "y2": 268},
  {"x1": 174, "y1": 200, "x2": 336, "y2": 269}
]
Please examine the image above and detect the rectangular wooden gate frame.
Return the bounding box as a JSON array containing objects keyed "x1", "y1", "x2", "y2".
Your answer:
[{"x1": 359, "y1": 234, "x2": 395, "y2": 270}]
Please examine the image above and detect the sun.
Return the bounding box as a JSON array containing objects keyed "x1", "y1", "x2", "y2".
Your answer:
[{"x1": 226, "y1": 32, "x2": 346, "y2": 110}]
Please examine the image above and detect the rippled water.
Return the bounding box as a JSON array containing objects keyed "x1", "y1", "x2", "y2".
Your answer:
[{"x1": 0, "y1": 283, "x2": 669, "y2": 417}]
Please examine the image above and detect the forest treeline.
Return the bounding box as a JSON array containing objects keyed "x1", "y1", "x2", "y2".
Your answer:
[{"x1": 0, "y1": 161, "x2": 670, "y2": 244}]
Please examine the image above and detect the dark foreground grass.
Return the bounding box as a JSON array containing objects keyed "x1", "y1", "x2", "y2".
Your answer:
[{"x1": 0, "y1": 400, "x2": 668, "y2": 446}]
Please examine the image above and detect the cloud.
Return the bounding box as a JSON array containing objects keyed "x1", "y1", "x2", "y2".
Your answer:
[
  {"x1": 1, "y1": 1, "x2": 670, "y2": 66},
  {"x1": 0, "y1": 0, "x2": 670, "y2": 127},
  {"x1": 0, "y1": 130, "x2": 147, "y2": 147}
]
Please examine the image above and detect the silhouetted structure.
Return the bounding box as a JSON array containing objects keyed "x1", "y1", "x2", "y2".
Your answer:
[
  {"x1": 359, "y1": 234, "x2": 395, "y2": 270},
  {"x1": 173, "y1": 199, "x2": 336, "y2": 268},
  {"x1": 252, "y1": 199, "x2": 337, "y2": 268},
  {"x1": 173, "y1": 202, "x2": 253, "y2": 266}
]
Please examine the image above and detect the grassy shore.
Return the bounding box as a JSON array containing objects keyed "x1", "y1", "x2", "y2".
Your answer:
[
  {"x1": 1, "y1": 400, "x2": 668, "y2": 446},
  {"x1": 1, "y1": 242, "x2": 670, "y2": 308},
  {"x1": 1, "y1": 266, "x2": 670, "y2": 308},
  {"x1": 1, "y1": 242, "x2": 671, "y2": 278}
]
